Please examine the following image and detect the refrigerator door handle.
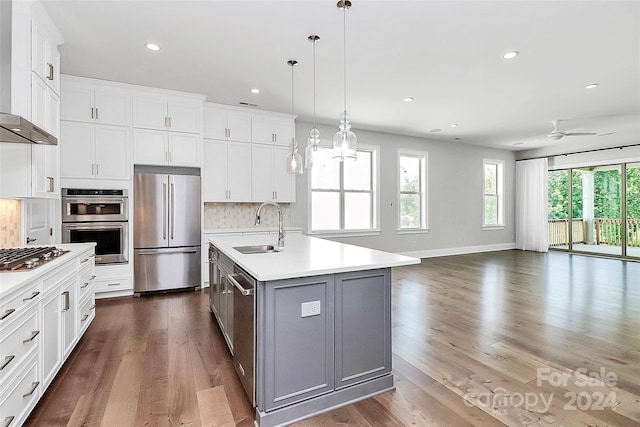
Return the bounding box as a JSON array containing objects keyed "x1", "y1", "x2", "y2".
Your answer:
[
  {"x1": 138, "y1": 249, "x2": 198, "y2": 256},
  {"x1": 162, "y1": 182, "x2": 167, "y2": 240},
  {"x1": 170, "y1": 181, "x2": 175, "y2": 240}
]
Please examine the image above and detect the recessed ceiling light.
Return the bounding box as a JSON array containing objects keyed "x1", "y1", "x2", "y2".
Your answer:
[
  {"x1": 503, "y1": 51, "x2": 519, "y2": 59},
  {"x1": 251, "y1": 88, "x2": 260, "y2": 94},
  {"x1": 429, "y1": 128, "x2": 442, "y2": 133},
  {"x1": 454, "y1": 137, "x2": 462, "y2": 141},
  {"x1": 585, "y1": 83, "x2": 599, "y2": 89},
  {"x1": 450, "y1": 124, "x2": 458, "y2": 128},
  {"x1": 145, "y1": 43, "x2": 161, "y2": 51},
  {"x1": 403, "y1": 97, "x2": 414, "y2": 102}
]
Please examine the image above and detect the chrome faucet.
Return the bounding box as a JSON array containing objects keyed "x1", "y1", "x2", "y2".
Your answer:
[{"x1": 255, "y1": 201, "x2": 285, "y2": 247}]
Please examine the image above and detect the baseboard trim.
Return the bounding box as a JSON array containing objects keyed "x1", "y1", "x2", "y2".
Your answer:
[{"x1": 399, "y1": 242, "x2": 516, "y2": 259}]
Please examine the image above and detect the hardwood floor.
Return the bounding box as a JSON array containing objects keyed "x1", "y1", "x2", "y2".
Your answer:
[{"x1": 25, "y1": 250, "x2": 640, "y2": 426}]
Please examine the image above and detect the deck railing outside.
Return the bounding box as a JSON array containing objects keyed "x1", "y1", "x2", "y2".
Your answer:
[{"x1": 548, "y1": 218, "x2": 640, "y2": 247}]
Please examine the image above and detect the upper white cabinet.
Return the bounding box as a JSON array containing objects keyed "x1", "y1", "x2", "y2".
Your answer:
[
  {"x1": 133, "y1": 96, "x2": 202, "y2": 133},
  {"x1": 61, "y1": 77, "x2": 130, "y2": 126},
  {"x1": 251, "y1": 116, "x2": 294, "y2": 146},
  {"x1": 133, "y1": 128, "x2": 200, "y2": 167},
  {"x1": 203, "y1": 104, "x2": 252, "y2": 142},
  {"x1": 202, "y1": 139, "x2": 251, "y2": 202},
  {"x1": 251, "y1": 144, "x2": 296, "y2": 202},
  {"x1": 31, "y1": 14, "x2": 61, "y2": 95},
  {"x1": 60, "y1": 122, "x2": 131, "y2": 180}
]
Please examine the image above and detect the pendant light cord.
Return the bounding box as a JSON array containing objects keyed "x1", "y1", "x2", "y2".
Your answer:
[
  {"x1": 343, "y1": 3, "x2": 347, "y2": 115},
  {"x1": 291, "y1": 62, "x2": 296, "y2": 150},
  {"x1": 313, "y1": 39, "x2": 317, "y2": 129}
]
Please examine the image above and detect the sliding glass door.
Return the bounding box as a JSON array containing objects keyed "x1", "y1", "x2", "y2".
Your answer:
[
  {"x1": 548, "y1": 163, "x2": 639, "y2": 258},
  {"x1": 627, "y1": 163, "x2": 640, "y2": 258}
]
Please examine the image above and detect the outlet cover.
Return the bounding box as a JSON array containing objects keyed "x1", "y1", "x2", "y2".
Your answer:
[{"x1": 301, "y1": 300, "x2": 321, "y2": 317}]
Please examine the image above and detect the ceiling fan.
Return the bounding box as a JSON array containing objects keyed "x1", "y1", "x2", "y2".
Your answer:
[{"x1": 547, "y1": 119, "x2": 597, "y2": 140}]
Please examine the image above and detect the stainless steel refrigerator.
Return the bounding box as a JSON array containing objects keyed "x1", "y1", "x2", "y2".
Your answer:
[{"x1": 133, "y1": 166, "x2": 201, "y2": 293}]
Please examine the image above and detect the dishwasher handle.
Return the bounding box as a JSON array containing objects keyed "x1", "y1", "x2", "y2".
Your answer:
[{"x1": 228, "y1": 273, "x2": 253, "y2": 296}]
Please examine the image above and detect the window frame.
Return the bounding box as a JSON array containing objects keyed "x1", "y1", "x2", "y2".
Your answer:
[
  {"x1": 397, "y1": 149, "x2": 429, "y2": 233},
  {"x1": 308, "y1": 142, "x2": 380, "y2": 236},
  {"x1": 483, "y1": 158, "x2": 505, "y2": 229}
]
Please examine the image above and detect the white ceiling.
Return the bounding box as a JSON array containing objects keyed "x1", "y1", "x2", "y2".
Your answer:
[{"x1": 41, "y1": 0, "x2": 640, "y2": 156}]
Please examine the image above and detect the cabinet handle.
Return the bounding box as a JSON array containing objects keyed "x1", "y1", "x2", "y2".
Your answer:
[
  {"x1": 81, "y1": 314, "x2": 89, "y2": 322},
  {"x1": 90, "y1": 304, "x2": 96, "y2": 310},
  {"x1": 1, "y1": 309, "x2": 15, "y2": 320},
  {"x1": 96, "y1": 164, "x2": 99, "y2": 175},
  {"x1": 169, "y1": 117, "x2": 172, "y2": 128},
  {"x1": 90, "y1": 275, "x2": 96, "y2": 280},
  {"x1": 22, "y1": 330, "x2": 40, "y2": 343},
  {"x1": 273, "y1": 133, "x2": 276, "y2": 143},
  {"x1": 91, "y1": 107, "x2": 94, "y2": 119},
  {"x1": 22, "y1": 291, "x2": 40, "y2": 302},
  {"x1": 107, "y1": 283, "x2": 120, "y2": 286},
  {"x1": 81, "y1": 282, "x2": 89, "y2": 289},
  {"x1": 4, "y1": 416, "x2": 15, "y2": 427},
  {"x1": 47, "y1": 63, "x2": 53, "y2": 80},
  {"x1": 1, "y1": 355, "x2": 15, "y2": 370},
  {"x1": 81, "y1": 257, "x2": 90, "y2": 263},
  {"x1": 22, "y1": 382, "x2": 40, "y2": 398},
  {"x1": 47, "y1": 176, "x2": 54, "y2": 192},
  {"x1": 62, "y1": 291, "x2": 70, "y2": 312},
  {"x1": 96, "y1": 108, "x2": 99, "y2": 120},
  {"x1": 91, "y1": 163, "x2": 95, "y2": 175}
]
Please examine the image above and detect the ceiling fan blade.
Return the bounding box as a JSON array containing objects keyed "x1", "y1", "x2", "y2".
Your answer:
[{"x1": 564, "y1": 132, "x2": 597, "y2": 136}]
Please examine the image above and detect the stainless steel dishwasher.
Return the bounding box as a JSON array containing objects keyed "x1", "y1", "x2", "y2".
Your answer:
[{"x1": 228, "y1": 265, "x2": 256, "y2": 406}]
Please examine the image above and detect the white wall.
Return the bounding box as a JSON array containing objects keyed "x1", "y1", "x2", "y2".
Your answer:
[{"x1": 290, "y1": 121, "x2": 516, "y2": 256}]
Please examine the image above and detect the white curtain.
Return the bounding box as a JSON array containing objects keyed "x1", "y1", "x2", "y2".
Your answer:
[{"x1": 516, "y1": 158, "x2": 549, "y2": 252}]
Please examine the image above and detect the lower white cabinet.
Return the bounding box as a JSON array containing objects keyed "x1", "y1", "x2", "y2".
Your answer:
[{"x1": 0, "y1": 246, "x2": 96, "y2": 427}]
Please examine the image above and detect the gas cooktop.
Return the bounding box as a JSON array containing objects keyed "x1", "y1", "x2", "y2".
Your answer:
[{"x1": 0, "y1": 246, "x2": 68, "y2": 272}]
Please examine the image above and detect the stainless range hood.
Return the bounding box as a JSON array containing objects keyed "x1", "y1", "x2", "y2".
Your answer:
[
  {"x1": 0, "y1": 1, "x2": 57, "y2": 145},
  {"x1": 0, "y1": 113, "x2": 57, "y2": 145}
]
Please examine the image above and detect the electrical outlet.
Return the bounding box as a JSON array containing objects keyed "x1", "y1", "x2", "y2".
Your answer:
[{"x1": 301, "y1": 300, "x2": 321, "y2": 318}]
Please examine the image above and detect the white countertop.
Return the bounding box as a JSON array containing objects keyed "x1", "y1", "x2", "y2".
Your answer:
[
  {"x1": 208, "y1": 234, "x2": 420, "y2": 281},
  {"x1": 0, "y1": 243, "x2": 95, "y2": 297}
]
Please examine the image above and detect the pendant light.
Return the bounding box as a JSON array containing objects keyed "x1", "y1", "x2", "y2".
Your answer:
[
  {"x1": 332, "y1": 0, "x2": 357, "y2": 161},
  {"x1": 305, "y1": 35, "x2": 320, "y2": 169},
  {"x1": 286, "y1": 59, "x2": 303, "y2": 174}
]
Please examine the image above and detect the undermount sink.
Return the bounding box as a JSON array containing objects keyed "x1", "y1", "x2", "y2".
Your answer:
[{"x1": 233, "y1": 245, "x2": 282, "y2": 254}]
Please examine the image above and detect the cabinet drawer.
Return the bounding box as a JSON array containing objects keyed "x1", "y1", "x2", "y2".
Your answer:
[
  {"x1": 0, "y1": 353, "x2": 40, "y2": 427},
  {"x1": 42, "y1": 262, "x2": 75, "y2": 294},
  {"x1": 95, "y1": 277, "x2": 131, "y2": 293},
  {"x1": 78, "y1": 296, "x2": 96, "y2": 336},
  {"x1": 78, "y1": 265, "x2": 96, "y2": 302},
  {"x1": 0, "y1": 281, "x2": 39, "y2": 326},
  {"x1": 0, "y1": 308, "x2": 39, "y2": 384}
]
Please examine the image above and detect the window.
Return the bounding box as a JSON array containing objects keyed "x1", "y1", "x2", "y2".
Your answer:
[
  {"x1": 309, "y1": 144, "x2": 378, "y2": 233},
  {"x1": 398, "y1": 150, "x2": 428, "y2": 231},
  {"x1": 483, "y1": 158, "x2": 504, "y2": 227}
]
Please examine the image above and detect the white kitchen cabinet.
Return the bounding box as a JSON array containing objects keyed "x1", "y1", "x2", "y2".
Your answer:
[
  {"x1": 32, "y1": 144, "x2": 58, "y2": 198},
  {"x1": 31, "y1": 16, "x2": 60, "y2": 95},
  {"x1": 60, "y1": 79, "x2": 130, "y2": 126},
  {"x1": 133, "y1": 128, "x2": 200, "y2": 167},
  {"x1": 251, "y1": 144, "x2": 296, "y2": 202},
  {"x1": 251, "y1": 116, "x2": 294, "y2": 146},
  {"x1": 133, "y1": 96, "x2": 202, "y2": 133},
  {"x1": 202, "y1": 139, "x2": 251, "y2": 202},
  {"x1": 60, "y1": 122, "x2": 131, "y2": 180},
  {"x1": 40, "y1": 286, "x2": 62, "y2": 389},
  {"x1": 203, "y1": 104, "x2": 252, "y2": 142},
  {"x1": 0, "y1": 143, "x2": 32, "y2": 198},
  {"x1": 31, "y1": 73, "x2": 60, "y2": 138}
]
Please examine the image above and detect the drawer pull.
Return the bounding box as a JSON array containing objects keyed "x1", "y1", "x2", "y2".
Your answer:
[
  {"x1": 23, "y1": 330, "x2": 40, "y2": 343},
  {"x1": 62, "y1": 291, "x2": 70, "y2": 312},
  {"x1": 22, "y1": 381, "x2": 40, "y2": 398},
  {"x1": 23, "y1": 291, "x2": 40, "y2": 302},
  {"x1": 107, "y1": 283, "x2": 120, "y2": 287},
  {"x1": 90, "y1": 304, "x2": 96, "y2": 310},
  {"x1": 81, "y1": 282, "x2": 89, "y2": 289},
  {"x1": 1, "y1": 355, "x2": 15, "y2": 370},
  {"x1": 1, "y1": 309, "x2": 15, "y2": 320},
  {"x1": 81, "y1": 258, "x2": 90, "y2": 263},
  {"x1": 4, "y1": 416, "x2": 15, "y2": 427},
  {"x1": 90, "y1": 275, "x2": 96, "y2": 280},
  {"x1": 81, "y1": 314, "x2": 89, "y2": 322}
]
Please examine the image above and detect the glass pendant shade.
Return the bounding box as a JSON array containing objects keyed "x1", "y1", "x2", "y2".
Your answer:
[
  {"x1": 332, "y1": 111, "x2": 357, "y2": 161},
  {"x1": 286, "y1": 144, "x2": 303, "y2": 174},
  {"x1": 304, "y1": 127, "x2": 320, "y2": 168}
]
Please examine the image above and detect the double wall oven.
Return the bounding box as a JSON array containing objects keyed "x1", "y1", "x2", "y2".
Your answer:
[{"x1": 61, "y1": 189, "x2": 128, "y2": 264}]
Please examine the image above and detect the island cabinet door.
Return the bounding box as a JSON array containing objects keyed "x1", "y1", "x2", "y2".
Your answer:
[
  {"x1": 334, "y1": 268, "x2": 392, "y2": 389},
  {"x1": 258, "y1": 275, "x2": 335, "y2": 412}
]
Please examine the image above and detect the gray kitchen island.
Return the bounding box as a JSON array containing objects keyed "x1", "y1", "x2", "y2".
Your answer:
[{"x1": 208, "y1": 233, "x2": 420, "y2": 427}]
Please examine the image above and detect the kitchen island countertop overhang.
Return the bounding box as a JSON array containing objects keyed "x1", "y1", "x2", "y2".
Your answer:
[{"x1": 207, "y1": 233, "x2": 421, "y2": 281}]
